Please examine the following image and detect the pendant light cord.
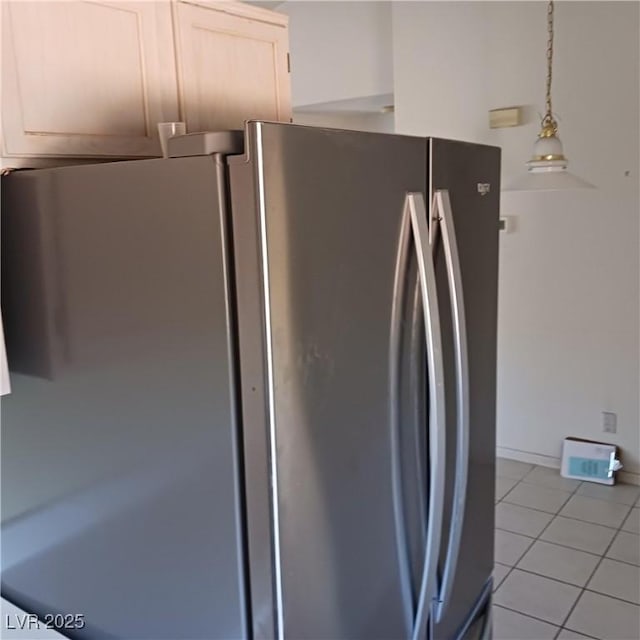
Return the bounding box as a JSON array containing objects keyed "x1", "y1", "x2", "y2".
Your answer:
[{"x1": 541, "y1": 0, "x2": 557, "y2": 136}]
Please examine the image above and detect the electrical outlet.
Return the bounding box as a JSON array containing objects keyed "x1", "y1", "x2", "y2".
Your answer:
[{"x1": 602, "y1": 411, "x2": 617, "y2": 434}]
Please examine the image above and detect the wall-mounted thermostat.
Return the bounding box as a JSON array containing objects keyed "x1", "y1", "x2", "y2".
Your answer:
[{"x1": 489, "y1": 107, "x2": 523, "y2": 129}]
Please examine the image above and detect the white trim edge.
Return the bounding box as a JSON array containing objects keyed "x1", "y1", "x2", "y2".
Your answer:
[
  {"x1": 618, "y1": 470, "x2": 640, "y2": 487},
  {"x1": 255, "y1": 123, "x2": 284, "y2": 638},
  {"x1": 496, "y1": 447, "x2": 560, "y2": 469}
]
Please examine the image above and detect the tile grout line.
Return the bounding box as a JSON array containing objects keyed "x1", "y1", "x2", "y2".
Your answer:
[
  {"x1": 500, "y1": 493, "x2": 636, "y2": 519},
  {"x1": 495, "y1": 472, "x2": 583, "y2": 610},
  {"x1": 507, "y1": 563, "x2": 640, "y2": 606},
  {"x1": 527, "y1": 535, "x2": 638, "y2": 569},
  {"x1": 495, "y1": 524, "x2": 640, "y2": 568},
  {"x1": 499, "y1": 501, "x2": 636, "y2": 527},
  {"x1": 499, "y1": 483, "x2": 638, "y2": 532},
  {"x1": 498, "y1": 467, "x2": 640, "y2": 507},
  {"x1": 500, "y1": 468, "x2": 582, "y2": 546},
  {"x1": 526, "y1": 475, "x2": 593, "y2": 586},
  {"x1": 556, "y1": 497, "x2": 635, "y2": 634},
  {"x1": 493, "y1": 470, "x2": 531, "y2": 592},
  {"x1": 493, "y1": 470, "x2": 583, "y2": 615},
  {"x1": 492, "y1": 603, "x2": 562, "y2": 633},
  {"x1": 493, "y1": 528, "x2": 537, "y2": 593},
  {"x1": 582, "y1": 586, "x2": 640, "y2": 608},
  {"x1": 554, "y1": 624, "x2": 600, "y2": 640},
  {"x1": 496, "y1": 469, "x2": 577, "y2": 577},
  {"x1": 494, "y1": 464, "x2": 639, "y2": 639}
]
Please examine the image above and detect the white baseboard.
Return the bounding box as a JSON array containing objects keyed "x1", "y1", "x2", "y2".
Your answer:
[
  {"x1": 497, "y1": 446, "x2": 640, "y2": 486},
  {"x1": 619, "y1": 470, "x2": 640, "y2": 486},
  {"x1": 497, "y1": 446, "x2": 560, "y2": 469}
]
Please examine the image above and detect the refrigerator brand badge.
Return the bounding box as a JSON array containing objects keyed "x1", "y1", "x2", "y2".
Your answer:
[{"x1": 477, "y1": 183, "x2": 491, "y2": 196}]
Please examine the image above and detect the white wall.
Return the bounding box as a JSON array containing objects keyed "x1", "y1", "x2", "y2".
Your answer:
[
  {"x1": 393, "y1": 1, "x2": 640, "y2": 477},
  {"x1": 280, "y1": 1, "x2": 393, "y2": 107},
  {"x1": 393, "y1": 1, "x2": 492, "y2": 143},
  {"x1": 293, "y1": 110, "x2": 395, "y2": 133}
]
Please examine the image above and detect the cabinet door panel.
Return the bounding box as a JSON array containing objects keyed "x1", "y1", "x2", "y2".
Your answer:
[
  {"x1": 2, "y1": 1, "x2": 178, "y2": 158},
  {"x1": 174, "y1": 1, "x2": 291, "y2": 132}
]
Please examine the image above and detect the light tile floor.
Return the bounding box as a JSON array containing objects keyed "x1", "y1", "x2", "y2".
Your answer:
[{"x1": 493, "y1": 458, "x2": 640, "y2": 640}]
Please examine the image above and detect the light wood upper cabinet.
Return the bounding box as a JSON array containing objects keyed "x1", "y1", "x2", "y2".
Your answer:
[
  {"x1": 1, "y1": 1, "x2": 178, "y2": 161},
  {"x1": 1, "y1": 0, "x2": 290, "y2": 167},
  {"x1": 173, "y1": 1, "x2": 291, "y2": 132}
]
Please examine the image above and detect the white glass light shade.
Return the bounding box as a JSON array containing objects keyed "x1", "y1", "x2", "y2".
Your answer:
[
  {"x1": 531, "y1": 133, "x2": 565, "y2": 161},
  {"x1": 505, "y1": 166, "x2": 596, "y2": 191},
  {"x1": 505, "y1": 132, "x2": 595, "y2": 192}
]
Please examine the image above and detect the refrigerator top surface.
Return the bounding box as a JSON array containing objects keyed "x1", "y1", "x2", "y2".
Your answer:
[{"x1": 166, "y1": 122, "x2": 501, "y2": 161}]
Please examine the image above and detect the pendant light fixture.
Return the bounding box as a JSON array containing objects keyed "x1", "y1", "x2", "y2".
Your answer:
[{"x1": 505, "y1": 0, "x2": 594, "y2": 191}]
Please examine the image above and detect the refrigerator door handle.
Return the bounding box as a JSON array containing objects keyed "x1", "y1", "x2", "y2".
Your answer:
[
  {"x1": 405, "y1": 192, "x2": 446, "y2": 640},
  {"x1": 390, "y1": 197, "x2": 418, "y2": 636},
  {"x1": 410, "y1": 278, "x2": 428, "y2": 546},
  {"x1": 430, "y1": 190, "x2": 470, "y2": 622}
]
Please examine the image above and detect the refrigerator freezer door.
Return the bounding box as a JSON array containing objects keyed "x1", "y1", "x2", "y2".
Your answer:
[
  {"x1": 229, "y1": 123, "x2": 429, "y2": 639},
  {"x1": 428, "y1": 139, "x2": 500, "y2": 639},
  {"x1": 1, "y1": 156, "x2": 247, "y2": 639}
]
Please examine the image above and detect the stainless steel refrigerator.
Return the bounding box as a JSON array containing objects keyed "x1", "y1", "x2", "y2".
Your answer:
[{"x1": 1, "y1": 122, "x2": 500, "y2": 640}]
